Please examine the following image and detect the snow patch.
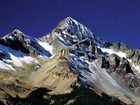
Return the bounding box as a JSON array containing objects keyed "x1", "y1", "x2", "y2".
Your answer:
[
  {"x1": 7, "y1": 53, "x2": 23, "y2": 67},
  {"x1": 0, "y1": 61, "x2": 15, "y2": 71},
  {"x1": 128, "y1": 59, "x2": 140, "y2": 73},
  {"x1": 99, "y1": 47, "x2": 126, "y2": 58},
  {"x1": 37, "y1": 40, "x2": 53, "y2": 54},
  {"x1": 5, "y1": 53, "x2": 38, "y2": 67}
]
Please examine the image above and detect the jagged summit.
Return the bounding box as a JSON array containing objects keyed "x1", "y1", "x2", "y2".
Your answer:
[
  {"x1": 50, "y1": 17, "x2": 106, "y2": 47},
  {"x1": 2, "y1": 29, "x2": 27, "y2": 42},
  {"x1": 59, "y1": 17, "x2": 85, "y2": 29},
  {"x1": 60, "y1": 17, "x2": 77, "y2": 24},
  {"x1": 0, "y1": 28, "x2": 52, "y2": 58},
  {"x1": 62, "y1": 16, "x2": 74, "y2": 22},
  {"x1": 57, "y1": 16, "x2": 91, "y2": 35},
  {"x1": 12, "y1": 29, "x2": 23, "y2": 34}
]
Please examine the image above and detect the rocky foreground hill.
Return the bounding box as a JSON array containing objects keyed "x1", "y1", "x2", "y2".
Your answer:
[{"x1": 0, "y1": 17, "x2": 140, "y2": 105}]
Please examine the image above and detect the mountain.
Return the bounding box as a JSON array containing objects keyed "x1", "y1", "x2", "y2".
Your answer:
[
  {"x1": 0, "y1": 29, "x2": 53, "y2": 71},
  {"x1": 0, "y1": 17, "x2": 140, "y2": 105}
]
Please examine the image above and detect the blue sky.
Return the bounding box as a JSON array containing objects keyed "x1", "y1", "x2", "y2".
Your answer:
[{"x1": 0, "y1": 0, "x2": 140, "y2": 48}]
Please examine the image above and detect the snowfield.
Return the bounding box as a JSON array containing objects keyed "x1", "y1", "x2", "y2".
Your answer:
[
  {"x1": 0, "y1": 61, "x2": 15, "y2": 71},
  {"x1": 37, "y1": 40, "x2": 53, "y2": 54}
]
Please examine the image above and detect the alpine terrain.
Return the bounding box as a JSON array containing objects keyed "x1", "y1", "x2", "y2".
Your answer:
[{"x1": 0, "y1": 17, "x2": 140, "y2": 105}]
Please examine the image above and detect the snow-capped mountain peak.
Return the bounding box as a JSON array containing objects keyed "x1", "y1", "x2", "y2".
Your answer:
[
  {"x1": 0, "y1": 29, "x2": 54, "y2": 71},
  {"x1": 3, "y1": 29, "x2": 26, "y2": 41},
  {"x1": 12, "y1": 29, "x2": 23, "y2": 35},
  {"x1": 51, "y1": 17, "x2": 105, "y2": 47}
]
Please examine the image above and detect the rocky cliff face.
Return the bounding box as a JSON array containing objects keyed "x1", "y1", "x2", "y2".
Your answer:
[{"x1": 0, "y1": 17, "x2": 140, "y2": 105}]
